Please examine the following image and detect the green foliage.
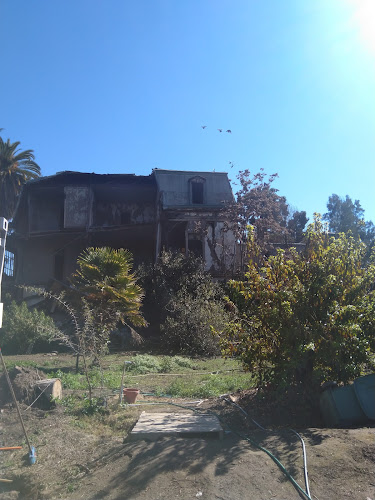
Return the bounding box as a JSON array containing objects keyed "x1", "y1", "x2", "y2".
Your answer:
[
  {"x1": 323, "y1": 193, "x2": 374, "y2": 244},
  {"x1": 287, "y1": 210, "x2": 308, "y2": 242},
  {"x1": 0, "y1": 133, "x2": 41, "y2": 219},
  {"x1": 49, "y1": 369, "x2": 88, "y2": 390},
  {"x1": 219, "y1": 215, "x2": 375, "y2": 389},
  {"x1": 72, "y1": 247, "x2": 146, "y2": 329},
  {"x1": 139, "y1": 251, "x2": 211, "y2": 328},
  {"x1": 225, "y1": 169, "x2": 290, "y2": 251},
  {"x1": 139, "y1": 251, "x2": 229, "y2": 355},
  {"x1": 161, "y1": 282, "x2": 229, "y2": 356},
  {"x1": 1, "y1": 301, "x2": 58, "y2": 354},
  {"x1": 57, "y1": 394, "x2": 107, "y2": 416},
  {"x1": 165, "y1": 372, "x2": 255, "y2": 398},
  {"x1": 127, "y1": 354, "x2": 162, "y2": 374},
  {"x1": 126, "y1": 354, "x2": 196, "y2": 374}
]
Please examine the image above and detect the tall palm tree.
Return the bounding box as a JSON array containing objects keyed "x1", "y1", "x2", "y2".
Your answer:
[{"x1": 0, "y1": 132, "x2": 41, "y2": 219}]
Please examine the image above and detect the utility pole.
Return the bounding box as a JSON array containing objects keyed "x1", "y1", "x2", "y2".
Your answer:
[{"x1": 0, "y1": 217, "x2": 8, "y2": 327}]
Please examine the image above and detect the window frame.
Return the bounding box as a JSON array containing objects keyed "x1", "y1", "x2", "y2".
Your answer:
[{"x1": 189, "y1": 176, "x2": 206, "y2": 205}]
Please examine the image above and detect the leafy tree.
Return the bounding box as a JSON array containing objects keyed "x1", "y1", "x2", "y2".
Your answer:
[
  {"x1": 225, "y1": 169, "x2": 290, "y2": 273},
  {"x1": 1, "y1": 301, "x2": 58, "y2": 354},
  {"x1": 323, "y1": 194, "x2": 374, "y2": 243},
  {"x1": 218, "y1": 215, "x2": 375, "y2": 390},
  {"x1": 228, "y1": 169, "x2": 289, "y2": 242},
  {"x1": 0, "y1": 133, "x2": 41, "y2": 219},
  {"x1": 287, "y1": 210, "x2": 308, "y2": 242}
]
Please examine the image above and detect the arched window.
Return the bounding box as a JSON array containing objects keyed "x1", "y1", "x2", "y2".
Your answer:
[{"x1": 189, "y1": 176, "x2": 206, "y2": 205}]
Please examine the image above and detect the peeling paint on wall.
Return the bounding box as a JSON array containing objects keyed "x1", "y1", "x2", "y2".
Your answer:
[{"x1": 64, "y1": 186, "x2": 89, "y2": 228}]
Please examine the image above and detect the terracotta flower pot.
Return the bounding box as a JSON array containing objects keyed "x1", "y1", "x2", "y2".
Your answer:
[{"x1": 123, "y1": 388, "x2": 140, "y2": 404}]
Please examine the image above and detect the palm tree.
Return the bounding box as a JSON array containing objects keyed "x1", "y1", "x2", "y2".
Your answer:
[
  {"x1": 0, "y1": 132, "x2": 41, "y2": 219},
  {"x1": 72, "y1": 247, "x2": 147, "y2": 329}
]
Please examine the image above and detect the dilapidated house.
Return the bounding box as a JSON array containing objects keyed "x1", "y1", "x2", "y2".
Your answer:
[{"x1": 8, "y1": 169, "x2": 236, "y2": 288}]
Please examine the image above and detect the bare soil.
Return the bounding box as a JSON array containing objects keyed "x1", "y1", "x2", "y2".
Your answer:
[{"x1": 0, "y1": 362, "x2": 374, "y2": 500}]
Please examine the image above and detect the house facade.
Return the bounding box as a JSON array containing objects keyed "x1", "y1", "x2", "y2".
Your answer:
[{"x1": 8, "y1": 169, "x2": 236, "y2": 288}]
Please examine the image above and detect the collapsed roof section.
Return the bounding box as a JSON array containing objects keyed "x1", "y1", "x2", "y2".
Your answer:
[{"x1": 9, "y1": 169, "x2": 236, "y2": 286}]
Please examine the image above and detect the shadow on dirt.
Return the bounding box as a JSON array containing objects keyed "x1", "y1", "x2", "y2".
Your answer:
[{"x1": 88, "y1": 435, "x2": 255, "y2": 500}]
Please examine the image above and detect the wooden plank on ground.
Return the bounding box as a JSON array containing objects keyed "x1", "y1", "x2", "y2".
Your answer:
[{"x1": 130, "y1": 412, "x2": 223, "y2": 441}]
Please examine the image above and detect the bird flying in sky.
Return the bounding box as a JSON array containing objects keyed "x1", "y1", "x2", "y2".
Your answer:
[
  {"x1": 217, "y1": 128, "x2": 223, "y2": 133},
  {"x1": 201, "y1": 125, "x2": 207, "y2": 129}
]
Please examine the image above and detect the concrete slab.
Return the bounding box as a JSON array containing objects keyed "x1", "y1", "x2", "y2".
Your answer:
[{"x1": 130, "y1": 412, "x2": 224, "y2": 441}]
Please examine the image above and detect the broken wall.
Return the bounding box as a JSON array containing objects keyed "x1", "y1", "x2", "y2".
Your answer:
[
  {"x1": 204, "y1": 222, "x2": 236, "y2": 273},
  {"x1": 64, "y1": 186, "x2": 90, "y2": 228}
]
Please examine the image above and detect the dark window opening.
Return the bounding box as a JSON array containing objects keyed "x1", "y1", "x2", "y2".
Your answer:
[
  {"x1": 188, "y1": 236, "x2": 203, "y2": 258},
  {"x1": 54, "y1": 252, "x2": 64, "y2": 281},
  {"x1": 167, "y1": 222, "x2": 186, "y2": 253},
  {"x1": 192, "y1": 182, "x2": 204, "y2": 204},
  {"x1": 4, "y1": 250, "x2": 14, "y2": 277}
]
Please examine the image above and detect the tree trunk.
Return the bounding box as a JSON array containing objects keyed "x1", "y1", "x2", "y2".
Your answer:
[{"x1": 34, "y1": 378, "x2": 62, "y2": 401}]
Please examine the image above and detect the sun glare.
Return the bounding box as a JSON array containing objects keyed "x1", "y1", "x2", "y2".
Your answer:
[{"x1": 351, "y1": 0, "x2": 375, "y2": 54}]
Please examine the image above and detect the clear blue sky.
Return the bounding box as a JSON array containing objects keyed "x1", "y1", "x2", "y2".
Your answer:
[{"x1": 1, "y1": 0, "x2": 374, "y2": 223}]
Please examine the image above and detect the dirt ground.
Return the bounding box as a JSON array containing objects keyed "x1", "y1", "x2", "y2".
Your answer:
[{"x1": 1, "y1": 392, "x2": 375, "y2": 500}]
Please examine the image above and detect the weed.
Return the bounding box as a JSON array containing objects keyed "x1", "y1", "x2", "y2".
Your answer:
[
  {"x1": 172, "y1": 356, "x2": 196, "y2": 369},
  {"x1": 159, "y1": 356, "x2": 174, "y2": 373},
  {"x1": 81, "y1": 396, "x2": 107, "y2": 416},
  {"x1": 128, "y1": 354, "x2": 162, "y2": 374},
  {"x1": 47, "y1": 369, "x2": 87, "y2": 390},
  {"x1": 66, "y1": 482, "x2": 77, "y2": 493},
  {"x1": 127, "y1": 354, "x2": 196, "y2": 374}
]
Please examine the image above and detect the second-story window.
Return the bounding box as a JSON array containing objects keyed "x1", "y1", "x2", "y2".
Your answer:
[{"x1": 190, "y1": 176, "x2": 205, "y2": 204}]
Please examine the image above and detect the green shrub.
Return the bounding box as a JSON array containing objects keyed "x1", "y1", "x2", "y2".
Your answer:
[
  {"x1": 139, "y1": 251, "x2": 213, "y2": 332},
  {"x1": 220, "y1": 216, "x2": 375, "y2": 389},
  {"x1": 126, "y1": 354, "x2": 196, "y2": 374},
  {"x1": 161, "y1": 283, "x2": 229, "y2": 356},
  {"x1": 1, "y1": 301, "x2": 59, "y2": 354},
  {"x1": 128, "y1": 354, "x2": 162, "y2": 373}
]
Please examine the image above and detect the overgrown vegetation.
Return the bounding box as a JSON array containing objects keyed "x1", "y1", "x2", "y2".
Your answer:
[
  {"x1": 218, "y1": 215, "x2": 375, "y2": 390},
  {"x1": 224, "y1": 169, "x2": 308, "y2": 274},
  {"x1": 23, "y1": 354, "x2": 250, "y2": 414},
  {"x1": 161, "y1": 283, "x2": 228, "y2": 355},
  {"x1": 1, "y1": 300, "x2": 59, "y2": 354},
  {"x1": 21, "y1": 247, "x2": 146, "y2": 401},
  {"x1": 140, "y1": 251, "x2": 230, "y2": 355},
  {"x1": 126, "y1": 354, "x2": 196, "y2": 373}
]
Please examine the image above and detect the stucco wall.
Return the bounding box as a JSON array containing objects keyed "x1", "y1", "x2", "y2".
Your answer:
[{"x1": 154, "y1": 171, "x2": 233, "y2": 208}]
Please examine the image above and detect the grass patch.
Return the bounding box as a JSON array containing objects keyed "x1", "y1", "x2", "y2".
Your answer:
[
  {"x1": 2, "y1": 352, "x2": 250, "y2": 397},
  {"x1": 0, "y1": 359, "x2": 39, "y2": 371},
  {"x1": 163, "y1": 372, "x2": 255, "y2": 398}
]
